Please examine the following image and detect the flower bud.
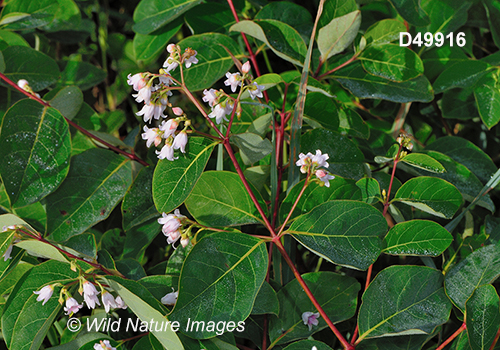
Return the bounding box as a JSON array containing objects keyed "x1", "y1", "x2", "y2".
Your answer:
[
  {"x1": 242, "y1": 61, "x2": 251, "y2": 74},
  {"x1": 172, "y1": 107, "x2": 184, "y2": 116}
]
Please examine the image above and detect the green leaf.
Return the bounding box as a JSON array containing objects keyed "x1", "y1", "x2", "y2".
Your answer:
[
  {"x1": 64, "y1": 233, "x2": 96, "y2": 258},
  {"x1": 0, "y1": 51, "x2": 4, "y2": 73},
  {"x1": 356, "y1": 332, "x2": 439, "y2": 350},
  {"x1": 383, "y1": 220, "x2": 453, "y2": 256},
  {"x1": 170, "y1": 232, "x2": 267, "y2": 339},
  {"x1": 426, "y1": 136, "x2": 497, "y2": 184},
  {"x1": 319, "y1": 0, "x2": 358, "y2": 28},
  {"x1": 49, "y1": 86, "x2": 84, "y2": 120},
  {"x1": 358, "y1": 266, "x2": 451, "y2": 340},
  {"x1": 301, "y1": 129, "x2": 366, "y2": 179},
  {"x1": 317, "y1": 10, "x2": 361, "y2": 60},
  {"x1": 45, "y1": 149, "x2": 132, "y2": 241},
  {"x1": 333, "y1": 61, "x2": 434, "y2": 103},
  {"x1": 359, "y1": 44, "x2": 424, "y2": 82},
  {"x1": 483, "y1": 0, "x2": 500, "y2": 48},
  {"x1": 304, "y1": 92, "x2": 340, "y2": 132},
  {"x1": 474, "y1": 71, "x2": 500, "y2": 129},
  {"x1": 2, "y1": 260, "x2": 77, "y2": 350},
  {"x1": 433, "y1": 60, "x2": 491, "y2": 94},
  {"x1": 172, "y1": 33, "x2": 243, "y2": 91},
  {"x1": 123, "y1": 167, "x2": 159, "y2": 231},
  {"x1": 279, "y1": 177, "x2": 361, "y2": 224},
  {"x1": 393, "y1": 176, "x2": 463, "y2": 219},
  {"x1": 445, "y1": 243, "x2": 500, "y2": 311},
  {"x1": 105, "y1": 276, "x2": 183, "y2": 350},
  {"x1": 230, "y1": 133, "x2": 273, "y2": 165},
  {"x1": 59, "y1": 59, "x2": 106, "y2": 91},
  {"x1": 442, "y1": 88, "x2": 479, "y2": 120},
  {"x1": 251, "y1": 281, "x2": 279, "y2": 316},
  {"x1": 0, "y1": 0, "x2": 59, "y2": 29},
  {"x1": 133, "y1": 19, "x2": 183, "y2": 65},
  {"x1": 364, "y1": 19, "x2": 407, "y2": 47},
  {"x1": 116, "y1": 258, "x2": 146, "y2": 280},
  {"x1": 0, "y1": 99, "x2": 71, "y2": 208},
  {"x1": 401, "y1": 153, "x2": 446, "y2": 173},
  {"x1": 15, "y1": 240, "x2": 68, "y2": 262},
  {"x1": 422, "y1": 46, "x2": 468, "y2": 82},
  {"x1": 2, "y1": 46, "x2": 59, "y2": 91},
  {"x1": 269, "y1": 272, "x2": 360, "y2": 344},
  {"x1": 185, "y1": 171, "x2": 267, "y2": 227},
  {"x1": 0, "y1": 229, "x2": 15, "y2": 258},
  {"x1": 230, "y1": 20, "x2": 307, "y2": 66},
  {"x1": 185, "y1": 3, "x2": 235, "y2": 34},
  {"x1": 122, "y1": 218, "x2": 161, "y2": 260},
  {"x1": 388, "y1": 0, "x2": 430, "y2": 26},
  {"x1": 153, "y1": 137, "x2": 215, "y2": 214},
  {"x1": 287, "y1": 200, "x2": 386, "y2": 270},
  {"x1": 466, "y1": 284, "x2": 500, "y2": 350},
  {"x1": 132, "y1": 333, "x2": 165, "y2": 350},
  {"x1": 0, "y1": 29, "x2": 30, "y2": 48},
  {"x1": 356, "y1": 177, "x2": 381, "y2": 204},
  {"x1": 132, "y1": 0, "x2": 202, "y2": 35}
]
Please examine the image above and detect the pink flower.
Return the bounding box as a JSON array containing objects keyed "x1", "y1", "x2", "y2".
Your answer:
[
  {"x1": 172, "y1": 107, "x2": 184, "y2": 116},
  {"x1": 94, "y1": 340, "x2": 116, "y2": 350},
  {"x1": 242, "y1": 61, "x2": 251, "y2": 74},
  {"x1": 315, "y1": 169, "x2": 335, "y2": 187},
  {"x1": 158, "y1": 209, "x2": 185, "y2": 244},
  {"x1": 141, "y1": 126, "x2": 162, "y2": 148},
  {"x1": 224, "y1": 72, "x2": 242, "y2": 92},
  {"x1": 101, "y1": 291, "x2": 117, "y2": 313},
  {"x1": 127, "y1": 73, "x2": 147, "y2": 91},
  {"x1": 302, "y1": 311, "x2": 320, "y2": 331},
  {"x1": 202, "y1": 88, "x2": 218, "y2": 107},
  {"x1": 180, "y1": 237, "x2": 190, "y2": 248},
  {"x1": 159, "y1": 119, "x2": 179, "y2": 139},
  {"x1": 156, "y1": 143, "x2": 177, "y2": 161},
  {"x1": 132, "y1": 85, "x2": 152, "y2": 104},
  {"x1": 34, "y1": 285, "x2": 54, "y2": 305},
  {"x1": 167, "y1": 43, "x2": 176, "y2": 53},
  {"x1": 172, "y1": 131, "x2": 188, "y2": 153},
  {"x1": 64, "y1": 297, "x2": 83, "y2": 315},
  {"x1": 82, "y1": 280, "x2": 100, "y2": 309},
  {"x1": 3, "y1": 244, "x2": 13, "y2": 261},
  {"x1": 114, "y1": 296, "x2": 127, "y2": 309}
]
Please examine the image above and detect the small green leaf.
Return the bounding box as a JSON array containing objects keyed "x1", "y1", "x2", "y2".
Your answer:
[
  {"x1": 105, "y1": 276, "x2": 183, "y2": 350},
  {"x1": 393, "y1": 176, "x2": 463, "y2": 219},
  {"x1": 433, "y1": 60, "x2": 491, "y2": 94},
  {"x1": 230, "y1": 20, "x2": 307, "y2": 66},
  {"x1": 184, "y1": 3, "x2": 235, "y2": 34},
  {"x1": 0, "y1": 0, "x2": 58, "y2": 29},
  {"x1": 388, "y1": 0, "x2": 430, "y2": 26},
  {"x1": 318, "y1": 10, "x2": 361, "y2": 60},
  {"x1": 153, "y1": 137, "x2": 216, "y2": 214},
  {"x1": 304, "y1": 92, "x2": 340, "y2": 132},
  {"x1": 15, "y1": 240, "x2": 68, "y2": 262},
  {"x1": 251, "y1": 281, "x2": 279, "y2": 316},
  {"x1": 132, "y1": 0, "x2": 202, "y2": 35},
  {"x1": 185, "y1": 171, "x2": 267, "y2": 227},
  {"x1": 364, "y1": 19, "x2": 407, "y2": 47},
  {"x1": 287, "y1": 200, "x2": 386, "y2": 270},
  {"x1": 358, "y1": 266, "x2": 451, "y2": 340},
  {"x1": 445, "y1": 243, "x2": 500, "y2": 311},
  {"x1": 483, "y1": 0, "x2": 500, "y2": 48},
  {"x1": 474, "y1": 71, "x2": 500, "y2": 129},
  {"x1": 359, "y1": 44, "x2": 424, "y2": 82},
  {"x1": 2, "y1": 46, "x2": 59, "y2": 91},
  {"x1": 356, "y1": 177, "x2": 381, "y2": 204},
  {"x1": 269, "y1": 272, "x2": 360, "y2": 345},
  {"x1": 45, "y1": 149, "x2": 132, "y2": 241},
  {"x1": 122, "y1": 218, "x2": 161, "y2": 260},
  {"x1": 466, "y1": 284, "x2": 500, "y2": 350},
  {"x1": 0, "y1": 229, "x2": 15, "y2": 259},
  {"x1": 230, "y1": 133, "x2": 273, "y2": 165},
  {"x1": 319, "y1": 0, "x2": 358, "y2": 28},
  {"x1": 333, "y1": 61, "x2": 434, "y2": 103},
  {"x1": 0, "y1": 99, "x2": 71, "y2": 208},
  {"x1": 170, "y1": 232, "x2": 267, "y2": 339},
  {"x1": 383, "y1": 220, "x2": 453, "y2": 256},
  {"x1": 401, "y1": 153, "x2": 446, "y2": 173},
  {"x1": 49, "y1": 86, "x2": 84, "y2": 120}
]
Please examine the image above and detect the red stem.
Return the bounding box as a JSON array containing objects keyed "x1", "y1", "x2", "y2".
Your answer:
[
  {"x1": 317, "y1": 54, "x2": 358, "y2": 80},
  {"x1": 277, "y1": 177, "x2": 309, "y2": 237},
  {"x1": 0, "y1": 72, "x2": 149, "y2": 167},
  {"x1": 435, "y1": 323, "x2": 466, "y2": 350},
  {"x1": 489, "y1": 326, "x2": 500, "y2": 350},
  {"x1": 350, "y1": 264, "x2": 374, "y2": 345},
  {"x1": 382, "y1": 143, "x2": 403, "y2": 216}
]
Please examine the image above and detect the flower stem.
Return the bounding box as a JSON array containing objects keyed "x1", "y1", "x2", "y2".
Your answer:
[
  {"x1": 382, "y1": 143, "x2": 403, "y2": 216},
  {"x1": 435, "y1": 323, "x2": 466, "y2": 350},
  {"x1": 317, "y1": 54, "x2": 358, "y2": 80},
  {"x1": 277, "y1": 177, "x2": 309, "y2": 237}
]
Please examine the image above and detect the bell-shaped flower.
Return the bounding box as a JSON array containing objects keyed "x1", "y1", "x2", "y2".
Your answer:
[
  {"x1": 302, "y1": 311, "x2": 320, "y2": 331},
  {"x1": 114, "y1": 296, "x2": 127, "y2": 309},
  {"x1": 156, "y1": 143, "x2": 178, "y2": 161},
  {"x1": 82, "y1": 280, "x2": 100, "y2": 309},
  {"x1": 101, "y1": 291, "x2": 117, "y2": 313},
  {"x1": 93, "y1": 340, "x2": 116, "y2": 350},
  {"x1": 127, "y1": 73, "x2": 147, "y2": 91},
  {"x1": 224, "y1": 72, "x2": 242, "y2": 92},
  {"x1": 163, "y1": 57, "x2": 179, "y2": 73},
  {"x1": 172, "y1": 131, "x2": 188, "y2": 153},
  {"x1": 141, "y1": 126, "x2": 162, "y2": 148},
  {"x1": 64, "y1": 297, "x2": 83, "y2": 315},
  {"x1": 159, "y1": 119, "x2": 179, "y2": 139},
  {"x1": 161, "y1": 290, "x2": 178, "y2": 306},
  {"x1": 132, "y1": 84, "x2": 153, "y2": 104},
  {"x1": 315, "y1": 169, "x2": 335, "y2": 187},
  {"x1": 202, "y1": 88, "x2": 218, "y2": 107},
  {"x1": 34, "y1": 285, "x2": 54, "y2": 305}
]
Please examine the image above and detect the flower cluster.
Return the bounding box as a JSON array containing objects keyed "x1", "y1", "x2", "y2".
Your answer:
[
  {"x1": 296, "y1": 150, "x2": 335, "y2": 187},
  {"x1": 94, "y1": 340, "x2": 116, "y2": 350},
  {"x1": 128, "y1": 43, "x2": 198, "y2": 161},
  {"x1": 158, "y1": 209, "x2": 189, "y2": 247}
]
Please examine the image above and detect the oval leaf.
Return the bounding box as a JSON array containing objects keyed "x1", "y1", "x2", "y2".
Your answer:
[
  {"x1": 318, "y1": 10, "x2": 361, "y2": 60},
  {"x1": 287, "y1": 200, "x2": 386, "y2": 270},
  {"x1": 466, "y1": 284, "x2": 500, "y2": 350},
  {"x1": 401, "y1": 153, "x2": 446, "y2": 173},
  {"x1": 388, "y1": 0, "x2": 430, "y2": 26},
  {"x1": 383, "y1": 220, "x2": 453, "y2": 256},
  {"x1": 0, "y1": 99, "x2": 71, "y2": 208},
  {"x1": 170, "y1": 232, "x2": 268, "y2": 339},
  {"x1": 358, "y1": 265, "x2": 451, "y2": 340},
  {"x1": 393, "y1": 176, "x2": 463, "y2": 219}
]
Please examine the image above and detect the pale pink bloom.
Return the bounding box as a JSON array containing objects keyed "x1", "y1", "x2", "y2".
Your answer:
[
  {"x1": 161, "y1": 290, "x2": 178, "y2": 305},
  {"x1": 34, "y1": 285, "x2": 54, "y2": 305},
  {"x1": 101, "y1": 291, "x2": 117, "y2": 313},
  {"x1": 132, "y1": 85, "x2": 152, "y2": 104},
  {"x1": 302, "y1": 311, "x2": 320, "y2": 331},
  {"x1": 202, "y1": 88, "x2": 218, "y2": 107},
  {"x1": 83, "y1": 280, "x2": 100, "y2": 309},
  {"x1": 180, "y1": 237, "x2": 190, "y2": 248},
  {"x1": 158, "y1": 210, "x2": 183, "y2": 234},
  {"x1": 114, "y1": 296, "x2": 127, "y2": 309},
  {"x1": 242, "y1": 61, "x2": 251, "y2": 74},
  {"x1": 163, "y1": 57, "x2": 179, "y2": 73},
  {"x1": 141, "y1": 126, "x2": 162, "y2": 148},
  {"x1": 248, "y1": 82, "x2": 264, "y2": 100},
  {"x1": 184, "y1": 50, "x2": 198, "y2": 68},
  {"x1": 167, "y1": 43, "x2": 176, "y2": 53},
  {"x1": 312, "y1": 150, "x2": 329, "y2": 168},
  {"x1": 17, "y1": 79, "x2": 29, "y2": 90},
  {"x1": 93, "y1": 340, "x2": 116, "y2": 350},
  {"x1": 315, "y1": 169, "x2": 335, "y2": 187},
  {"x1": 208, "y1": 101, "x2": 233, "y2": 124},
  {"x1": 127, "y1": 73, "x2": 147, "y2": 91},
  {"x1": 224, "y1": 72, "x2": 241, "y2": 92},
  {"x1": 172, "y1": 131, "x2": 188, "y2": 153},
  {"x1": 159, "y1": 119, "x2": 179, "y2": 139},
  {"x1": 64, "y1": 297, "x2": 83, "y2": 315},
  {"x1": 296, "y1": 152, "x2": 314, "y2": 173},
  {"x1": 136, "y1": 102, "x2": 154, "y2": 123},
  {"x1": 172, "y1": 107, "x2": 183, "y2": 116},
  {"x1": 156, "y1": 143, "x2": 177, "y2": 161},
  {"x1": 159, "y1": 74, "x2": 173, "y2": 86},
  {"x1": 83, "y1": 280, "x2": 99, "y2": 296}
]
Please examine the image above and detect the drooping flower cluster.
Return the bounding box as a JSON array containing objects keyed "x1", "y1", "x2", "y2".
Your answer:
[
  {"x1": 94, "y1": 340, "x2": 116, "y2": 350},
  {"x1": 158, "y1": 209, "x2": 190, "y2": 247},
  {"x1": 302, "y1": 311, "x2": 320, "y2": 331},
  {"x1": 296, "y1": 150, "x2": 335, "y2": 187},
  {"x1": 128, "y1": 43, "x2": 198, "y2": 161}
]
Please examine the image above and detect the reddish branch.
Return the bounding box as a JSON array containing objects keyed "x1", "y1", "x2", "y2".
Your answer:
[{"x1": 436, "y1": 323, "x2": 466, "y2": 350}]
